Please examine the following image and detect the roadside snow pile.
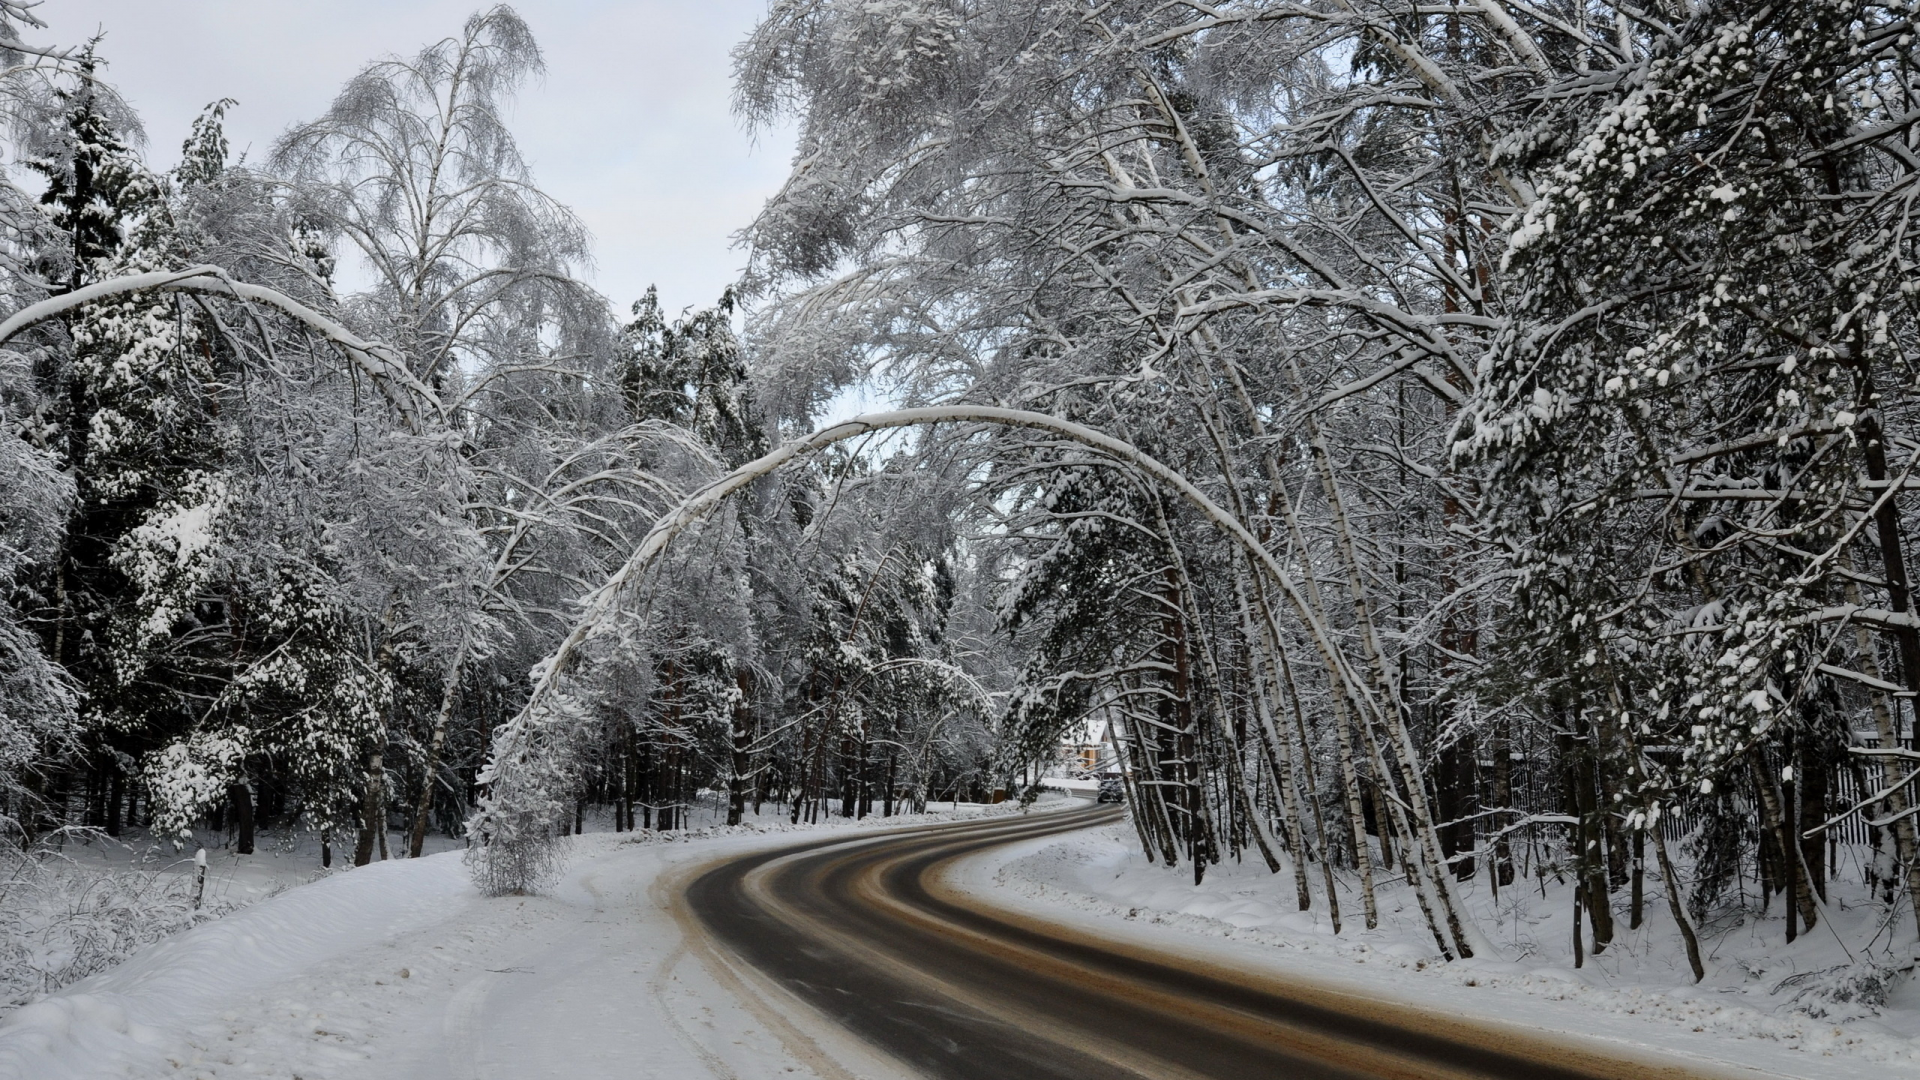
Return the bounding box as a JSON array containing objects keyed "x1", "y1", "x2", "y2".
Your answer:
[
  {"x1": 0, "y1": 851, "x2": 472, "y2": 1080},
  {"x1": 990, "y1": 823, "x2": 1920, "y2": 1070}
]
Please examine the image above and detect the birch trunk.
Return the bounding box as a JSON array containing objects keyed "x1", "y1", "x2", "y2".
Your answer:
[
  {"x1": 408, "y1": 648, "x2": 467, "y2": 858},
  {"x1": 1359, "y1": 704, "x2": 1456, "y2": 958},
  {"x1": 1261, "y1": 467, "x2": 1378, "y2": 926},
  {"x1": 1236, "y1": 587, "x2": 1313, "y2": 906},
  {"x1": 1275, "y1": 643, "x2": 1344, "y2": 932},
  {"x1": 728, "y1": 669, "x2": 755, "y2": 827},
  {"x1": 1301, "y1": 400, "x2": 1476, "y2": 957}
]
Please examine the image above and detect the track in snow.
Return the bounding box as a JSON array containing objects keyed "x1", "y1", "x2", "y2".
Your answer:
[{"x1": 684, "y1": 804, "x2": 1727, "y2": 1080}]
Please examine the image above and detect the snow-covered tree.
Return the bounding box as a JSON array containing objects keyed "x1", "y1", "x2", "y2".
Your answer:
[{"x1": 1464, "y1": 0, "x2": 1920, "y2": 959}]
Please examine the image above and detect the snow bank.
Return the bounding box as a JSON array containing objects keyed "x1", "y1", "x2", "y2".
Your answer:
[
  {"x1": 965, "y1": 823, "x2": 1920, "y2": 1079},
  {"x1": 0, "y1": 800, "x2": 1037, "y2": 1079},
  {"x1": 0, "y1": 851, "x2": 473, "y2": 1080},
  {"x1": 0, "y1": 825, "x2": 471, "y2": 1015}
]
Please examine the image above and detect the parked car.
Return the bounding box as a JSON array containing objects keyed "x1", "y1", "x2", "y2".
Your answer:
[{"x1": 1095, "y1": 777, "x2": 1124, "y2": 804}]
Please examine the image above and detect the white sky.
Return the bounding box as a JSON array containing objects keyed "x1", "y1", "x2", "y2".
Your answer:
[{"x1": 34, "y1": 0, "x2": 795, "y2": 318}]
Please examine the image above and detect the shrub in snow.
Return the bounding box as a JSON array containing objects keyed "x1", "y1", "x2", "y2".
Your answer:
[
  {"x1": 464, "y1": 807, "x2": 568, "y2": 897},
  {"x1": 1778, "y1": 963, "x2": 1903, "y2": 1023}
]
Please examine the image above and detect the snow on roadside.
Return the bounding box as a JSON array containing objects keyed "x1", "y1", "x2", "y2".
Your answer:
[
  {"x1": 958, "y1": 821, "x2": 1920, "y2": 1080},
  {"x1": 0, "y1": 850, "x2": 473, "y2": 1079},
  {"x1": 0, "y1": 799, "x2": 1025, "y2": 1080},
  {"x1": 2, "y1": 827, "x2": 469, "y2": 1014}
]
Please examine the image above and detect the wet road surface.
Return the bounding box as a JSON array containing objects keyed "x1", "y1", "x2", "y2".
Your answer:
[{"x1": 684, "y1": 805, "x2": 1728, "y2": 1080}]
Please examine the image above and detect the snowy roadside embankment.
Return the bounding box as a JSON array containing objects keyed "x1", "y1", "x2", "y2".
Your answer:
[
  {"x1": 0, "y1": 799, "x2": 1027, "y2": 1080},
  {"x1": 957, "y1": 821, "x2": 1920, "y2": 1080},
  {"x1": 0, "y1": 851, "x2": 473, "y2": 1079},
  {"x1": 2, "y1": 828, "x2": 468, "y2": 1014}
]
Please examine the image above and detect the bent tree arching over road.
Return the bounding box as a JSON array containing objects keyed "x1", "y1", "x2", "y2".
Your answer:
[
  {"x1": 682, "y1": 803, "x2": 1719, "y2": 1080},
  {"x1": 472, "y1": 404, "x2": 1480, "y2": 960}
]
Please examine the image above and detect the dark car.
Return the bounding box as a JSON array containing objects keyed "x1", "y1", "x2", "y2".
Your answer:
[{"x1": 1095, "y1": 776, "x2": 1124, "y2": 804}]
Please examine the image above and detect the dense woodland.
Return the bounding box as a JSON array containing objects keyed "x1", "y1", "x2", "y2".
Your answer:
[{"x1": 5, "y1": 0, "x2": 1920, "y2": 983}]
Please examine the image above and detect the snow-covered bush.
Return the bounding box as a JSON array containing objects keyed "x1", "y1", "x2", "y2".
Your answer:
[
  {"x1": 1780, "y1": 963, "x2": 1903, "y2": 1024},
  {"x1": 463, "y1": 809, "x2": 567, "y2": 897},
  {"x1": 0, "y1": 364, "x2": 79, "y2": 824}
]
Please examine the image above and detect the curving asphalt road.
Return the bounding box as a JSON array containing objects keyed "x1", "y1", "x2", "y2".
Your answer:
[{"x1": 684, "y1": 803, "x2": 1730, "y2": 1080}]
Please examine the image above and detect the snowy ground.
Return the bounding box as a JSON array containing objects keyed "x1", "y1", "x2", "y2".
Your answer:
[
  {"x1": 52, "y1": 826, "x2": 469, "y2": 907},
  {"x1": 1, "y1": 825, "x2": 470, "y2": 1012},
  {"x1": 0, "y1": 801, "x2": 1016, "y2": 1080},
  {"x1": 3, "y1": 795, "x2": 992, "y2": 1013},
  {"x1": 956, "y1": 821, "x2": 1920, "y2": 1080},
  {"x1": 10, "y1": 802, "x2": 1915, "y2": 1080}
]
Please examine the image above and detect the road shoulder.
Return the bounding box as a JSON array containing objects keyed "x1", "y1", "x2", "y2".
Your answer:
[{"x1": 944, "y1": 819, "x2": 1919, "y2": 1080}]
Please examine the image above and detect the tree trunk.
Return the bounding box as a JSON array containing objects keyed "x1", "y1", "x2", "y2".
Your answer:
[
  {"x1": 409, "y1": 657, "x2": 464, "y2": 857},
  {"x1": 1649, "y1": 796, "x2": 1706, "y2": 981},
  {"x1": 353, "y1": 751, "x2": 382, "y2": 867},
  {"x1": 614, "y1": 726, "x2": 628, "y2": 832},
  {"x1": 1751, "y1": 749, "x2": 1818, "y2": 936},
  {"x1": 1798, "y1": 736, "x2": 1827, "y2": 902},
  {"x1": 1329, "y1": 695, "x2": 1379, "y2": 928},
  {"x1": 105, "y1": 770, "x2": 123, "y2": 838},
  {"x1": 728, "y1": 670, "x2": 753, "y2": 827},
  {"x1": 1572, "y1": 881, "x2": 1585, "y2": 969},
  {"x1": 1630, "y1": 827, "x2": 1645, "y2": 931},
  {"x1": 229, "y1": 781, "x2": 254, "y2": 856},
  {"x1": 1244, "y1": 651, "x2": 1311, "y2": 906},
  {"x1": 882, "y1": 744, "x2": 898, "y2": 817},
  {"x1": 1437, "y1": 735, "x2": 1476, "y2": 881},
  {"x1": 1563, "y1": 726, "x2": 1614, "y2": 953},
  {"x1": 362, "y1": 619, "x2": 397, "y2": 866},
  {"x1": 1491, "y1": 720, "x2": 1514, "y2": 887}
]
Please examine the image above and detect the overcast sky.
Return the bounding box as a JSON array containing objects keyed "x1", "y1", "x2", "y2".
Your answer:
[{"x1": 34, "y1": 0, "x2": 795, "y2": 318}]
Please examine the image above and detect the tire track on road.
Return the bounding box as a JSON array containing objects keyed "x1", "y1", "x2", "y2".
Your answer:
[{"x1": 682, "y1": 805, "x2": 1757, "y2": 1080}]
